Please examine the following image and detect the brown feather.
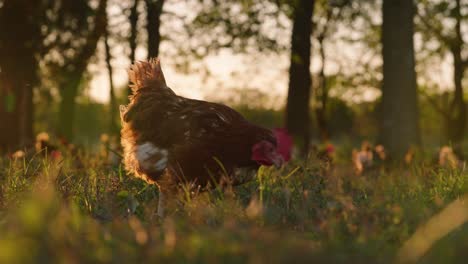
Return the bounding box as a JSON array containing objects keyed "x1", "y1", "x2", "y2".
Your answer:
[
  {"x1": 121, "y1": 59, "x2": 276, "y2": 195},
  {"x1": 127, "y1": 58, "x2": 167, "y2": 93}
]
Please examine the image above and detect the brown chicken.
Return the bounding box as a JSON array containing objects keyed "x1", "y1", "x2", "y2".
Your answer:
[{"x1": 120, "y1": 59, "x2": 292, "y2": 217}]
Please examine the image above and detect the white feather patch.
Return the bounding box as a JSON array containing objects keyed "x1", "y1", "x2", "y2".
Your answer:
[{"x1": 136, "y1": 142, "x2": 168, "y2": 172}]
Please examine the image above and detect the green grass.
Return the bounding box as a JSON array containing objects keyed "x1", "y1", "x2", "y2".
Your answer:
[{"x1": 0, "y1": 150, "x2": 467, "y2": 263}]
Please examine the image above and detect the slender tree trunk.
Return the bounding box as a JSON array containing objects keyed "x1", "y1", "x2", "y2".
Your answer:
[
  {"x1": 316, "y1": 34, "x2": 329, "y2": 141},
  {"x1": 57, "y1": 0, "x2": 107, "y2": 141},
  {"x1": 314, "y1": 7, "x2": 334, "y2": 142},
  {"x1": 448, "y1": 48, "x2": 467, "y2": 143},
  {"x1": 447, "y1": 0, "x2": 466, "y2": 144},
  {"x1": 129, "y1": 0, "x2": 139, "y2": 63},
  {"x1": 285, "y1": 0, "x2": 315, "y2": 155},
  {"x1": 0, "y1": 0, "x2": 40, "y2": 152},
  {"x1": 381, "y1": 0, "x2": 420, "y2": 159},
  {"x1": 128, "y1": 0, "x2": 139, "y2": 96},
  {"x1": 104, "y1": 27, "x2": 118, "y2": 135},
  {"x1": 145, "y1": 0, "x2": 165, "y2": 59}
]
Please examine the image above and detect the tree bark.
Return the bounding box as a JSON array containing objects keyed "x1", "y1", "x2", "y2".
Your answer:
[
  {"x1": 314, "y1": 6, "x2": 335, "y2": 142},
  {"x1": 316, "y1": 33, "x2": 329, "y2": 141},
  {"x1": 417, "y1": 0, "x2": 467, "y2": 144},
  {"x1": 104, "y1": 26, "x2": 118, "y2": 135},
  {"x1": 145, "y1": 0, "x2": 165, "y2": 59},
  {"x1": 447, "y1": 0, "x2": 466, "y2": 144},
  {"x1": 285, "y1": 0, "x2": 315, "y2": 155},
  {"x1": 57, "y1": 0, "x2": 108, "y2": 141},
  {"x1": 0, "y1": 0, "x2": 41, "y2": 152},
  {"x1": 381, "y1": 0, "x2": 420, "y2": 159},
  {"x1": 128, "y1": 0, "x2": 140, "y2": 96}
]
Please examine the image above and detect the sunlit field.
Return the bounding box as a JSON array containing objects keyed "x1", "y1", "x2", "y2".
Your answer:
[
  {"x1": 1, "y1": 0, "x2": 467, "y2": 263},
  {"x1": 1, "y1": 145, "x2": 467, "y2": 263}
]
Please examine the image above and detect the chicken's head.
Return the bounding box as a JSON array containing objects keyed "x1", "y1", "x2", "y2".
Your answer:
[{"x1": 251, "y1": 128, "x2": 293, "y2": 168}]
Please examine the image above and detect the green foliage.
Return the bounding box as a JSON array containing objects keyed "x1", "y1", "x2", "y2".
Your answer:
[
  {"x1": 179, "y1": 0, "x2": 290, "y2": 61},
  {"x1": 1, "y1": 148, "x2": 468, "y2": 263},
  {"x1": 326, "y1": 98, "x2": 355, "y2": 136},
  {"x1": 34, "y1": 100, "x2": 110, "y2": 146},
  {"x1": 234, "y1": 105, "x2": 283, "y2": 129}
]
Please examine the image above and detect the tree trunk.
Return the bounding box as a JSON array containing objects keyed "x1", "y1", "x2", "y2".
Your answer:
[
  {"x1": 315, "y1": 34, "x2": 329, "y2": 141},
  {"x1": 0, "y1": 0, "x2": 40, "y2": 152},
  {"x1": 57, "y1": 0, "x2": 107, "y2": 141},
  {"x1": 381, "y1": 0, "x2": 420, "y2": 159},
  {"x1": 448, "y1": 47, "x2": 467, "y2": 144},
  {"x1": 447, "y1": 0, "x2": 466, "y2": 144},
  {"x1": 145, "y1": 0, "x2": 165, "y2": 59},
  {"x1": 285, "y1": 0, "x2": 315, "y2": 155},
  {"x1": 128, "y1": 0, "x2": 139, "y2": 96},
  {"x1": 104, "y1": 27, "x2": 118, "y2": 135}
]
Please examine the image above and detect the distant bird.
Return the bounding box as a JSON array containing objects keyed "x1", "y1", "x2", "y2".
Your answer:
[
  {"x1": 373, "y1": 144, "x2": 386, "y2": 162},
  {"x1": 372, "y1": 144, "x2": 387, "y2": 169},
  {"x1": 317, "y1": 143, "x2": 336, "y2": 165},
  {"x1": 352, "y1": 141, "x2": 374, "y2": 174},
  {"x1": 35, "y1": 132, "x2": 61, "y2": 159},
  {"x1": 437, "y1": 146, "x2": 460, "y2": 169},
  {"x1": 120, "y1": 59, "x2": 292, "y2": 217},
  {"x1": 10, "y1": 132, "x2": 61, "y2": 160},
  {"x1": 404, "y1": 149, "x2": 414, "y2": 165}
]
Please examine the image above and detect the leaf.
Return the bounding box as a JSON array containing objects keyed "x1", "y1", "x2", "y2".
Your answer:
[
  {"x1": 117, "y1": 190, "x2": 129, "y2": 198},
  {"x1": 282, "y1": 166, "x2": 301, "y2": 180}
]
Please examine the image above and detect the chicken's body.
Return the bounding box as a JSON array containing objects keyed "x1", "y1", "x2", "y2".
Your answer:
[{"x1": 120, "y1": 59, "x2": 289, "y2": 216}]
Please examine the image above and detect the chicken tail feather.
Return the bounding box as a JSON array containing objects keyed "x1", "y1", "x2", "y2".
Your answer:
[{"x1": 128, "y1": 58, "x2": 167, "y2": 93}]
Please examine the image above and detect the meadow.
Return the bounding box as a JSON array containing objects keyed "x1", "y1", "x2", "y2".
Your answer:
[
  {"x1": 1, "y1": 0, "x2": 467, "y2": 263},
  {"x1": 1, "y1": 146, "x2": 467, "y2": 264}
]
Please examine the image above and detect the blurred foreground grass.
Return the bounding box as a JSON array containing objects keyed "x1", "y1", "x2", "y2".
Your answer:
[{"x1": 0, "y1": 150, "x2": 467, "y2": 263}]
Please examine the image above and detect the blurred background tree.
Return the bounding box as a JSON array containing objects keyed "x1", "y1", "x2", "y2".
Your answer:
[
  {"x1": 0, "y1": 0, "x2": 48, "y2": 151},
  {"x1": 0, "y1": 0, "x2": 466, "y2": 158},
  {"x1": 41, "y1": 0, "x2": 108, "y2": 141},
  {"x1": 104, "y1": 8, "x2": 118, "y2": 136},
  {"x1": 182, "y1": 0, "x2": 315, "y2": 154},
  {"x1": 416, "y1": 0, "x2": 467, "y2": 145},
  {"x1": 380, "y1": 0, "x2": 420, "y2": 158},
  {"x1": 145, "y1": 0, "x2": 165, "y2": 59},
  {"x1": 285, "y1": 0, "x2": 314, "y2": 155}
]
